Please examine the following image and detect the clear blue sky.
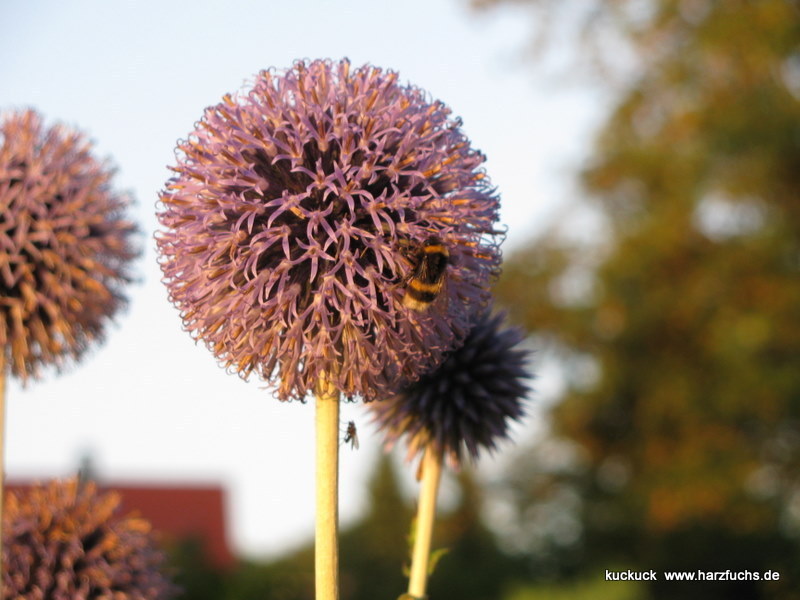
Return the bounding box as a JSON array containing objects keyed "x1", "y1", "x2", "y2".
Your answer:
[{"x1": 1, "y1": 0, "x2": 602, "y2": 557}]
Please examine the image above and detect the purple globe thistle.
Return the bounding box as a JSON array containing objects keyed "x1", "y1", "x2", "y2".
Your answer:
[
  {"x1": 2, "y1": 478, "x2": 177, "y2": 600},
  {"x1": 0, "y1": 109, "x2": 137, "y2": 380},
  {"x1": 157, "y1": 59, "x2": 501, "y2": 401},
  {"x1": 372, "y1": 310, "x2": 531, "y2": 465}
]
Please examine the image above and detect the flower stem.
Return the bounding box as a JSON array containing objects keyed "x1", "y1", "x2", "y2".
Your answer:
[
  {"x1": 0, "y1": 353, "x2": 5, "y2": 598},
  {"x1": 407, "y1": 446, "x2": 443, "y2": 599},
  {"x1": 315, "y1": 376, "x2": 340, "y2": 600}
]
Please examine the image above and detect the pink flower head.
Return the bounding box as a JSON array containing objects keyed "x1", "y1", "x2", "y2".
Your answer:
[
  {"x1": 0, "y1": 109, "x2": 138, "y2": 380},
  {"x1": 157, "y1": 59, "x2": 502, "y2": 401},
  {"x1": 3, "y1": 478, "x2": 177, "y2": 600}
]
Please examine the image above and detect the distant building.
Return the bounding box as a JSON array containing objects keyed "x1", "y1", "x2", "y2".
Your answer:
[{"x1": 6, "y1": 478, "x2": 235, "y2": 571}]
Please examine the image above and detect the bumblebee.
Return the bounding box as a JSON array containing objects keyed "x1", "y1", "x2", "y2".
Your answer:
[{"x1": 402, "y1": 236, "x2": 449, "y2": 311}]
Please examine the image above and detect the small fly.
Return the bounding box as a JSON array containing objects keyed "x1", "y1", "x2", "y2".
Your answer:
[{"x1": 343, "y1": 420, "x2": 359, "y2": 450}]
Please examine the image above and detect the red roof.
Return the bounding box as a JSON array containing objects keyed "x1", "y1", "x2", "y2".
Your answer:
[{"x1": 6, "y1": 480, "x2": 235, "y2": 570}]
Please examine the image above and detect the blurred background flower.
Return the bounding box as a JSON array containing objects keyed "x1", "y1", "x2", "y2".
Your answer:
[
  {"x1": 0, "y1": 109, "x2": 137, "y2": 380},
  {"x1": 373, "y1": 310, "x2": 531, "y2": 466},
  {"x1": 2, "y1": 477, "x2": 177, "y2": 600},
  {"x1": 157, "y1": 58, "x2": 501, "y2": 401}
]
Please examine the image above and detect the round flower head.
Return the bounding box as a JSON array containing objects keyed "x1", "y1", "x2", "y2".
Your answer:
[
  {"x1": 0, "y1": 109, "x2": 137, "y2": 380},
  {"x1": 372, "y1": 310, "x2": 530, "y2": 465},
  {"x1": 3, "y1": 478, "x2": 177, "y2": 600},
  {"x1": 157, "y1": 59, "x2": 501, "y2": 401}
]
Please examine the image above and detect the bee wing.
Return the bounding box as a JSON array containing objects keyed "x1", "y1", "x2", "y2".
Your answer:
[
  {"x1": 418, "y1": 254, "x2": 446, "y2": 288},
  {"x1": 415, "y1": 254, "x2": 433, "y2": 281}
]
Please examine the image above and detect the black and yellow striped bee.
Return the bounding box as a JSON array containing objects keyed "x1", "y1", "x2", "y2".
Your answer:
[{"x1": 402, "y1": 236, "x2": 449, "y2": 312}]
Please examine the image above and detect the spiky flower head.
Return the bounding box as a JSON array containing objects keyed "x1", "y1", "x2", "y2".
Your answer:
[
  {"x1": 2, "y1": 478, "x2": 177, "y2": 600},
  {"x1": 157, "y1": 58, "x2": 501, "y2": 401},
  {"x1": 372, "y1": 310, "x2": 530, "y2": 465},
  {"x1": 0, "y1": 109, "x2": 137, "y2": 380}
]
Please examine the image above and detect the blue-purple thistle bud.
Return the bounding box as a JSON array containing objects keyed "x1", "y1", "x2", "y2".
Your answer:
[
  {"x1": 0, "y1": 109, "x2": 137, "y2": 380},
  {"x1": 2, "y1": 478, "x2": 177, "y2": 600},
  {"x1": 157, "y1": 59, "x2": 502, "y2": 401},
  {"x1": 372, "y1": 310, "x2": 531, "y2": 465}
]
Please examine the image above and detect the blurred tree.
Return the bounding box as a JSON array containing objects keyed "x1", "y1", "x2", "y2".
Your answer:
[
  {"x1": 210, "y1": 452, "x2": 524, "y2": 600},
  {"x1": 428, "y1": 468, "x2": 527, "y2": 600},
  {"x1": 504, "y1": 574, "x2": 647, "y2": 600},
  {"x1": 339, "y1": 452, "x2": 415, "y2": 600},
  {"x1": 472, "y1": 0, "x2": 800, "y2": 597},
  {"x1": 167, "y1": 537, "x2": 226, "y2": 600},
  {"x1": 237, "y1": 453, "x2": 415, "y2": 600}
]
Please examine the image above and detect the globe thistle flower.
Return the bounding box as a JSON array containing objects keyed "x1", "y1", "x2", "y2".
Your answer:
[
  {"x1": 2, "y1": 478, "x2": 177, "y2": 600},
  {"x1": 157, "y1": 58, "x2": 501, "y2": 401},
  {"x1": 373, "y1": 310, "x2": 531, "y2": 465},
  {"x1": 0, "y1": 109, "x2": 137, "y2": 380}
]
